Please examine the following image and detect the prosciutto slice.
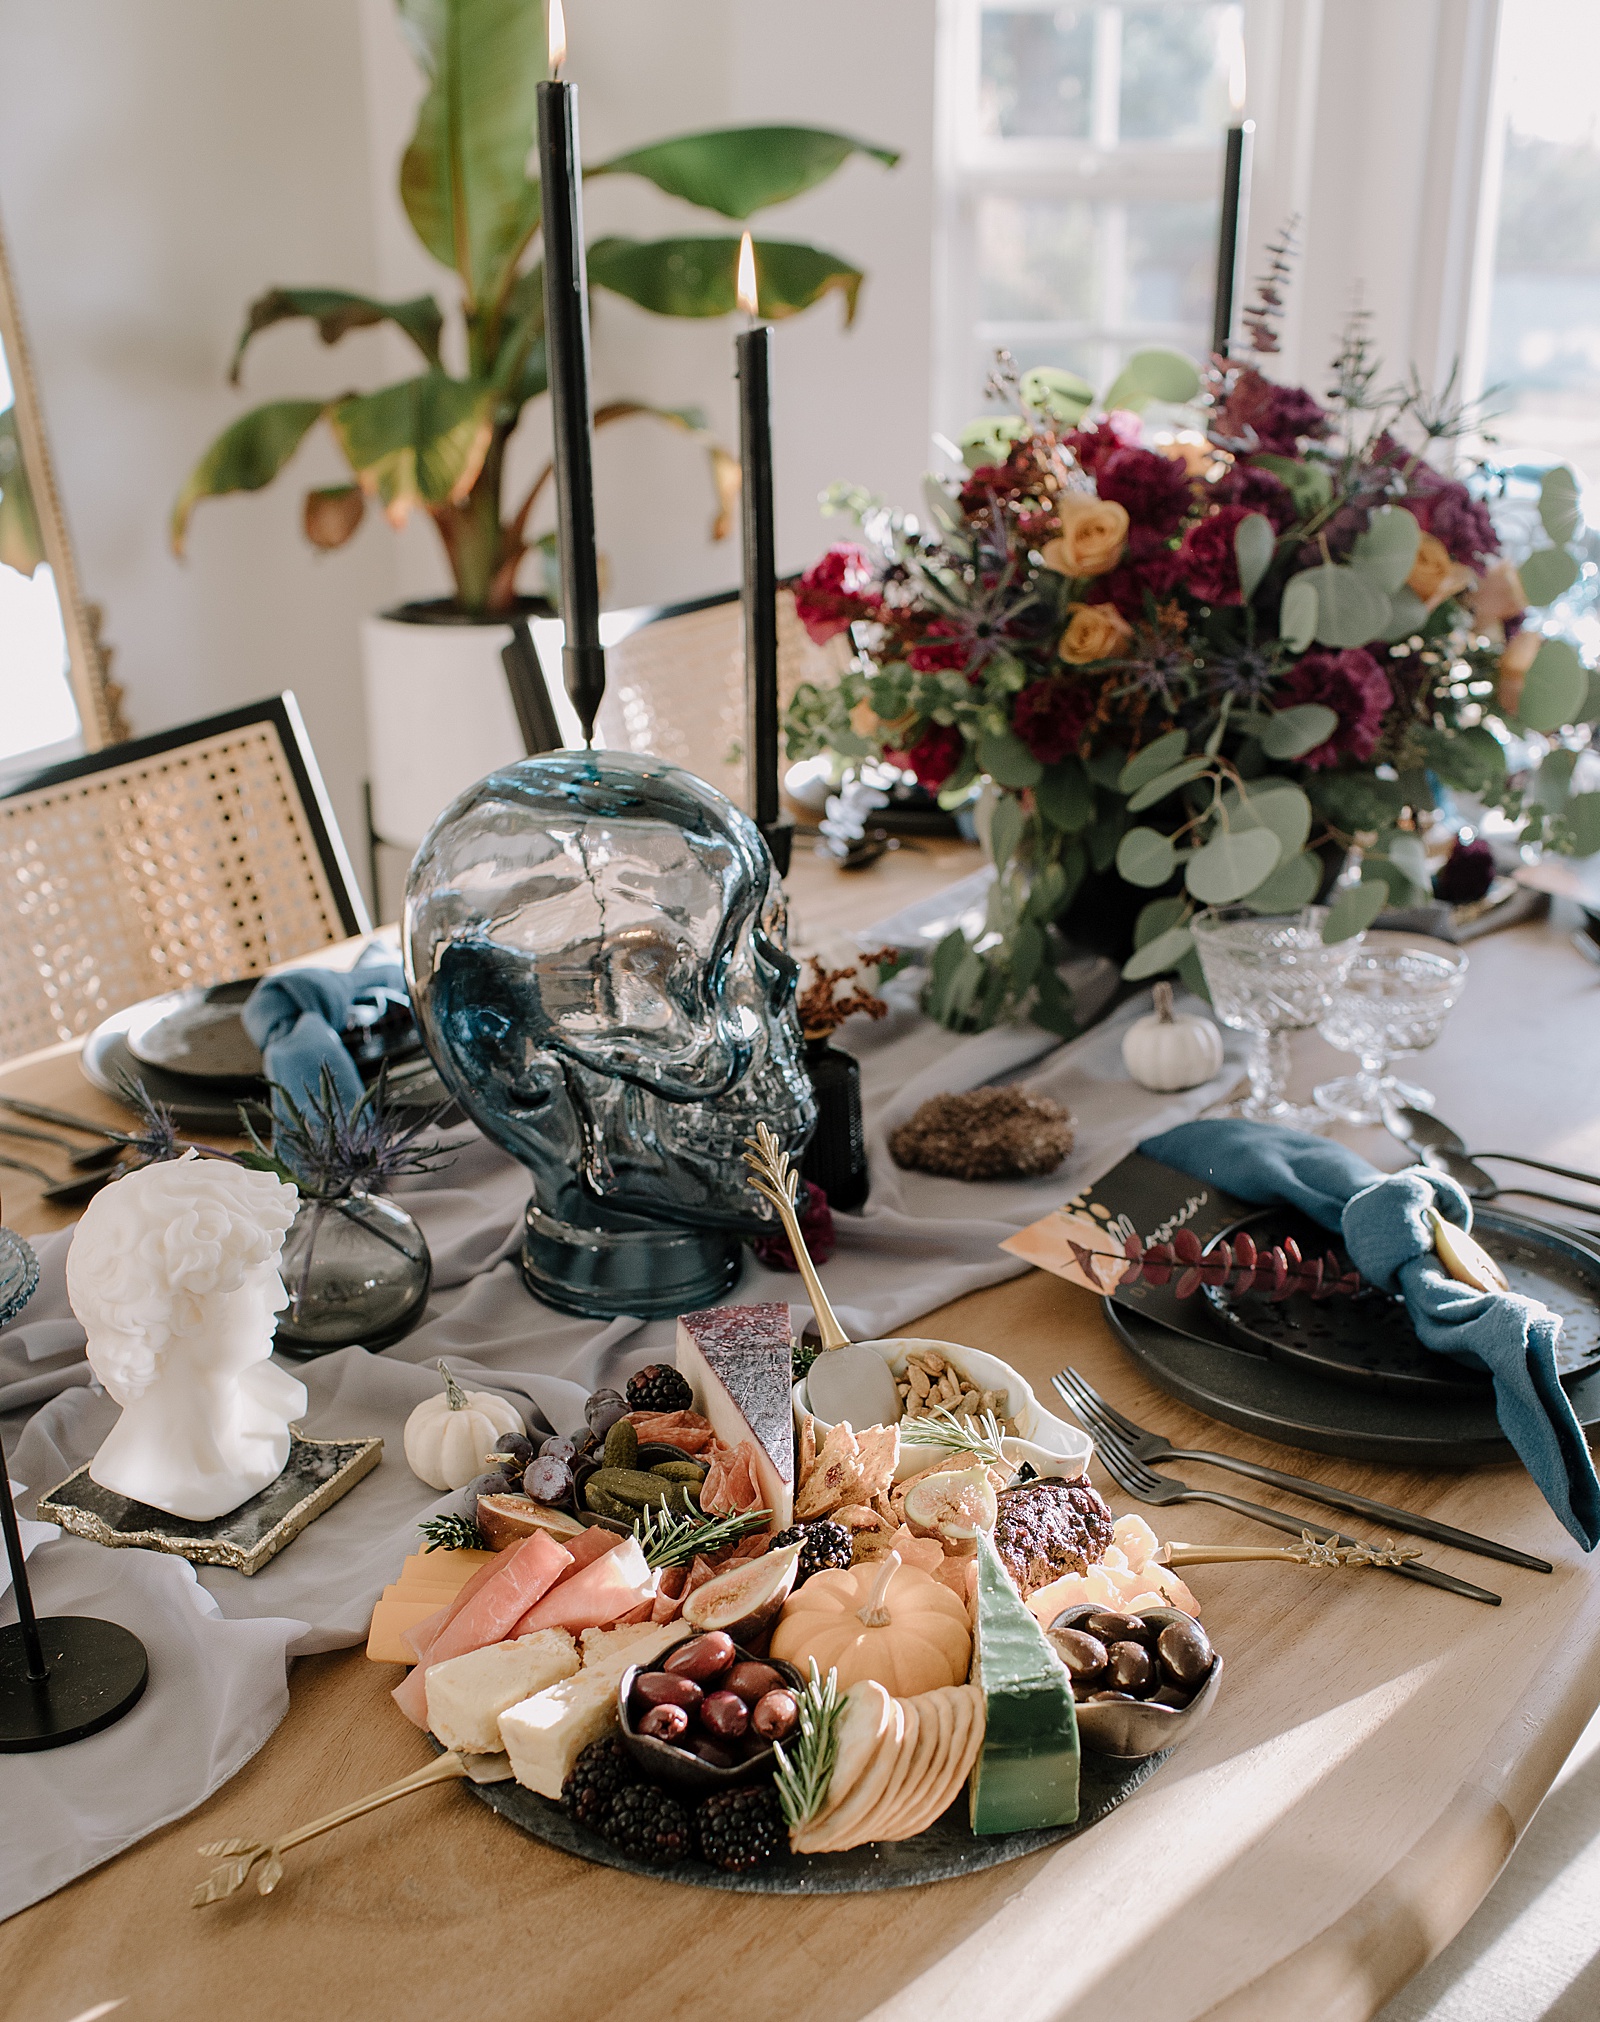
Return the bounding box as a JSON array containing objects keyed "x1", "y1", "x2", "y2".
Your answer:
[{"x1": 392, "y1": 1530, "x2": 573, "y2": 1728}]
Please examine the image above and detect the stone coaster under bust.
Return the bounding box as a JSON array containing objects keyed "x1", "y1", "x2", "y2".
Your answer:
[{"x1": 37, "y1": 1430, "x2": 383, "y2": 1577}]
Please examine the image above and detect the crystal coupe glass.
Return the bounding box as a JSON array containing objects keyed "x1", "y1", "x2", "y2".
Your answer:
[
  {"x1": 404, "y1": 752, "x2": 816, "y2": 1319},
  {"x1": 1314, "y1": 946, "x2": 1468, "y2": 1125},
  {"x1": 1190, "y1": 907, "x2": 1365, "y2": 1130}
]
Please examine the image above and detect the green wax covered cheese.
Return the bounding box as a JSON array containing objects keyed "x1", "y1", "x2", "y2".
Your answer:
[{"x1": 968, "y1": 1530, "x2": 1080, "y2": 1833}]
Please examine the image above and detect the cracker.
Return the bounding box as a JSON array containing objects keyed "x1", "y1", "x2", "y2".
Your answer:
[
  {"x1": 799, "y1": 1693, "x2": 904, "y2": 1854},
  {"x1": 790, "y1": 1679, "x2": 892, "y2": 1854},
  {"x1": 873, "y1": 1692, "x2": 946, "y2": 1842}
]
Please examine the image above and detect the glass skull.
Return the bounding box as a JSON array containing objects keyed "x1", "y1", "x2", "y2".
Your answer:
[{"x1": 404, "y1": 751, "x2": 816, "y2": 1317}]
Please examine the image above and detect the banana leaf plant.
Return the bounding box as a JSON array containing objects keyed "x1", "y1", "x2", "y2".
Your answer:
[{"x1": 171, "y1": 0, "x2": 898, "y2": 616}]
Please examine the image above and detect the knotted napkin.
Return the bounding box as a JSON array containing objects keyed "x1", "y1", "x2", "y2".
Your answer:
[
  {"x1": 241, "y1": 952, "x2": 407, "y2": 1119},
  {"x1": 1140, "y1": 1118, "x2": 1600, "y2": 1549}
]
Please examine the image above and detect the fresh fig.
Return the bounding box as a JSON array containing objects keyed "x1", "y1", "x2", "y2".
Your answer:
[
  {"x1": 474, "y1": 1492, "x2": 588, "y2": 1552},
  {"x1": 902, "y1": 1462, "x2": 998, "y2": 1544},
  {"x1": 679, "y1": 1540, "x2": 802, "y2": 1648}
]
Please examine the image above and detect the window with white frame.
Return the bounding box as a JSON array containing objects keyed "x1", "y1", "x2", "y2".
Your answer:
[{"x1": 935, "y1": 0, "x2": 1245, "y2": 434}]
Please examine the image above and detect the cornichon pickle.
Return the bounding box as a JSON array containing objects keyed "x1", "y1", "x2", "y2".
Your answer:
[
  {"x1": 649, "y1": 1459, "x2": 706, "y2": 1484},
  {"x1": 602, "y1": 1417, "x2": 640, "y2": 1470},
  {"x1": 586, "y1": 1467, "x2": 677, "y2": 1509},
  {"x1": 582, "y1": 1479, "x2": 639, "y2": 1520}
]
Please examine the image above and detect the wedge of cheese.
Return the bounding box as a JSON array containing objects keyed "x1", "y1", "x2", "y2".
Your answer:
[
  {"x1": 497, "y1": 1619, "x2": 690, "y2": 1799},
  {"x1": 968, "y1": 1530, "x2": 1079, "y2": 1833},
  {"x1": 425, "y1": 1630, "x2": 579, "y2": 1753},
  {"x1": 675, "y1": 1302, "x2": 794, "y2": 1529}
]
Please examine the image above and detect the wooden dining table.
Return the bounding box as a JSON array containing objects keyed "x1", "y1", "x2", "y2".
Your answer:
[{"x1": 4, "y1": 848, "x2": 1600, "y2": 2022}]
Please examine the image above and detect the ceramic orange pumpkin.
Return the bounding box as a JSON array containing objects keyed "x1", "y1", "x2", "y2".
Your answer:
[{"x1": 769, "y1": 1551, "x2": 972, "y2": 1695}]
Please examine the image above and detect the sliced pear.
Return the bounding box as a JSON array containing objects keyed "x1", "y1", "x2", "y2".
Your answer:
[{"x1": 1430, "y1": 1209, "x2": 1509, "y2": 1294}]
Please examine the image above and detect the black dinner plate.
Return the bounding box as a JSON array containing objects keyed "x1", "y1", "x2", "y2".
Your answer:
[
  {"x1": 1103, "y1": 1288, "x2": 1600, "y2": 1467},
  {"x1": 459, "y1": 1744, "x2": 1171, "y2": 1893}
]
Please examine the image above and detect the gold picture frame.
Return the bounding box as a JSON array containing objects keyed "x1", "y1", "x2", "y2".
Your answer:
[{"x1": 0, "y1": 204, "x2": 125, "y2": 748}]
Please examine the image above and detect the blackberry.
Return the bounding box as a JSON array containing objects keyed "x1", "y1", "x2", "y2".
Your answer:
[
  {"x1": 626, "y1": 1363, "x2": 694, "y2": 1414},
  {"x1": 562, "y1": 1735, "x2": 641, "y2": 1831},
  {"x1": 598, "y1": 1781, "x2": 698, "y2": 1867},
  {"x1": 697, "y1": 1783, "x2": 787, "y2": 1872},
  {"x1": 768, "y1": 1520, "x2": 853, "y2": 1583}
]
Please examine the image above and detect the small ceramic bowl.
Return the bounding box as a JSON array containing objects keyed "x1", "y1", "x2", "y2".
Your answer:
[
  {"x1": 1048, "y1": 1603, "x2": 1224, "y2": 1761},
  {"x1": 616, "y1": 1645, "x2": 804, "y2": 1795},
  {"x1": 791, "y1": 1336, "x2": 1094, "y2": 1482}
]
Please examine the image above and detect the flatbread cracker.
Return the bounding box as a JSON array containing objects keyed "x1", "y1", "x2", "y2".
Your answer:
[
  {"x1": 873, "y1": 1693, "x2": 945, "y2": 1842},
  {"x1": 900, "y1": 1685, "x2": 984, "y2": 1838},
  {"x1": 795, "y1": 1422, "x2": 865, "y2": 1519},
  {"x1": 790, "y1": 1681, "x2": 892, "y2": 1854},
  {"x1": 854, "y1": 1423, "x2": 901, "y2": 1503},
  {"x1": 800, "y1": 1695, "x2": 905, "y2": 1854},
  {"x1": 857, "y1": 1696, "x2": 923, "y2": 1845}
]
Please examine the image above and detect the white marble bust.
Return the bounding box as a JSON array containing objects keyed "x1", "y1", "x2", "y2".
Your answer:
[{"x1": 66, "y1": 1152, "x2": 306, "y2": 1520}]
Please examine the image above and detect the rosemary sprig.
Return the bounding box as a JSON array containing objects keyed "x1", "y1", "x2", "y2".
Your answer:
[
  {"x1": 900, "y1": 1404, "x2": 1008, "y2": 1469},
  {"x1": 418, "y1": 1511, "x2": 488, "y2": 1553},
  {"x1": 632, "y1": 1503, "x2": 772, "y2": 1570},
  {"x1": 773, "y1": 1660, "x2": 843, "y2": 1833}
]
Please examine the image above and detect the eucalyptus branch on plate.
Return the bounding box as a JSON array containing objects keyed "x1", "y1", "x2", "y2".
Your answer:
[
  {"x1": 1071, "y1": 1223, "x2": 1361, "y2": 1302},
  {"x1": 773, "y1": 1659, "x2": 844, "y2": 1833}
]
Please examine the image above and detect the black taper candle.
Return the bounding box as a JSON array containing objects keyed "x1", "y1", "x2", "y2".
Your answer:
[
  {"x1": 536, "y1": 73, "x2": 606, "y2": 744},
  {"x1": 1210, "y1": 119, "x2": 1253, "y2": 358},
  {"x1": 737, "y1": 320, "x2": 781, "y2": 846}
]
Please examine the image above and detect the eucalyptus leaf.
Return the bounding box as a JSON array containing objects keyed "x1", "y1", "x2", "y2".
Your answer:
[
  {"x1": 1122, "y1": 924, "x2": 1195, "y2": 982},
  {"x1": 958, "y1": 416, "x2": 1025, "y2": 469},
  {"x1": 587, "y1": 236, "x2": 866, "y2": 323},
  {"x1": 1322, "y1": 880, "x2": 1387, "y2": 943},
  {"x1": 1519, "y1": 545, "x2": 1581, "y2": 607},
  {"x1": 1540, "y1": 465, "x2": 1583, "y2": 547},
  {"x1": 1117, "y1": 728, "x2": 1189, "y2": 794},
  {"x1": 1253, "y1": 453, "x2": 1333, "y2": 518},
  {"x1": 976, "y1": 728, "x2": 1044, "y2": 789},
  {"x1": 1184, "y1": 827, "x2": 1282, "y2": 905},
  {"x1": 1376, "y1": 830, "x2": 1430, "y2": 898},
  {"x1": 1380, "y1": 587, "x2": 1430, "y2": 641},
  {"x1": 1035, "y1": 758, "x2": 1094, "y2": 833},
  {"x1": 1349, "y1": 505, "x2": 1421, "y2": 594},
  {"x1": 1224, "y1": 781, "x2": 1313, "y2": 857},
  {"x1": 590, "y1": 127, "x2": 898, "y2": 220},
  {"x1": 1518, "y1": 637, "x2": 1588, "y2": 732},
  {"x1": 1087, "y1": 805, "x2": 1126, "y2": 873},
  {"x1": 1534, "y1": 745, "x2": 1577, "y2": 813},
  {"x1": 988, "y1": 792, "x2": 1025, "y2": 871},
  {"x1": 1300, "y1": 563, "x2": 1392, "y2": 648},
  {"x1": 1021, "y1": 366, "x2": 1095, "y2": 423},
  {"x1": 1418, "y1": 724, "x2": 1506, "y2": 794},
  {"x1": 1116, "y1": 827, "x2": 1178, "y2": 888},
  {"x1": 1101, "y1": 348, "x2": 1202, "y2": 412},
  {"x1": 1233, "y1": 512, "x2": 1275, "y2": 602},
  {"x1": 1259, "y1": 703, "x2": 1338, "y2": 760},
  {"x1": 1126, "y1": 755, "x2": 1212, "y2": 812},
  {"x1": 1134, "y1": 894, "x2": 1189, "y2": 947},
  {"x1": 1560, "y1": 790, "x2": 1600, "y2": 857},
  {"x1": 1279, "y1": 574, "x2": 1317, "y2": 652},
  {"x1": 1241, "y1": 850, "x2": 1323, "y2": 914}
]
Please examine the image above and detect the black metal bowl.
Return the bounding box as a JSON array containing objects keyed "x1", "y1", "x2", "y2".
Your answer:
[{"x1": 1048, "y1": 1604, "x2": 1223, "y2": 1761}]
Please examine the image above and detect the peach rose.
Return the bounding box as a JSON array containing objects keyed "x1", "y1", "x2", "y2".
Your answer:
[
  {"x1": 1155, "y1": 432, "x2": 1222, "y2": 479},
  {"x1": 1040, "y1": 495, "x2": 1130, "y2": 579},
  {"x1": 1406, "y1": 532, "x2": 1474, "y2": 610},
  {"x1": 1059, "y1": 601, "x2": 1134, "y2": 665},
  {"x1": 1497, "y1": 628, "x2": 1542, "y2": 716},
  {"x1": 1468, "y1": 557, "x2": 1527, "y2": 637}
]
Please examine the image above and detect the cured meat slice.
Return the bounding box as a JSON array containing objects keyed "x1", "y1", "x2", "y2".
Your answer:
[
  {"x1": 392, "y1": 1529, "x2": 573, "y2": 1727},
  {"x1": 509, "y1": 1536, "x2": 657, "y2": 1635}
]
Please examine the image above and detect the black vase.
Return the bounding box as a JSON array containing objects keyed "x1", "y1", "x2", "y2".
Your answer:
[{"x1": 800, "y1": 1036, "x2": 869, "y2": 1212}]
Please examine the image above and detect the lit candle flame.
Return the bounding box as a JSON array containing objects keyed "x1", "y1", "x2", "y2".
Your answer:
[
  {"x1": 736, "y1": 231, "x2": 758, "y2": 319},
  {"x1": 548, "y1": 0, "x2": 566, "y2": 77},
  {"x1": 1227, "y1": 31, "x2": 1247, "y2": 119}
]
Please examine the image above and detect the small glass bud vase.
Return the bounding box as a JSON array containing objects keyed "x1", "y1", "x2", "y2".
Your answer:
[
  {"x1": 799, "y1": 1035, "x2": 869, "y2": 1212},
  {"x1": 274, "y1": 1188, "x2": 431, "y2": 1355}
]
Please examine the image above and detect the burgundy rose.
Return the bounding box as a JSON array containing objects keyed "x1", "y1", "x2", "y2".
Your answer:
[
  {"x1": 795, "y1": 544, "x2": 879, "y2": 644},
  {"x1": 905, "y1": 620, "x2": 970, "y2": 674},
  {"x1": 1215, "y1": 367, "x2": 1329, "y2": 456},
  {"x1": 889, "y1": 721, "x2": 966, "y2": 790},
  {"x1": 1012, "y1": 677, "x2": 1095, "y2": 765},
  {"x1": 1063, "y1": 411, "x2": 1142, "y2": 477},
  {"x1": 1211, "y1": 461, "x2": 1297, "y2": 533},
  {"x1": 1095, "y1": 446, "x2": 1194, "y2": 535},
  {"x1": 1093, "y1": 528, "x2": 1186, "y2": 623},
  {"x1": 1275, "y1": 648, "x2": 1392, "y2": 768},
  {"x1": 1178, "y1": 505, "x2": 1254, "y2": 606}
]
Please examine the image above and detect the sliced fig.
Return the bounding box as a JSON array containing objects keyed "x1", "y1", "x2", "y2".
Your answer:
[
  {"x1": 475, "y1": 1492, "x2": 589, "y2": 1551},
  {"x1": 902, "y1": 1462, "x2": 998, "y2": 1544},
  {"x1": 680, "y1": 1539, "x2": 802, "y2": 1648}
]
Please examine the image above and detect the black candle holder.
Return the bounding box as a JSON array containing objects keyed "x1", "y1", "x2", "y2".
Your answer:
[{"x1": 0, "y1": 1229, "x2": 148, "y2": 1752}]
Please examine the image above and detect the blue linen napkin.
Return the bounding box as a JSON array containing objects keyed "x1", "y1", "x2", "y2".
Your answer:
[
  {"x1": 1139, "y1": 1118, "x2": 1600, "y2": 1550},
  {"x1": 241, "y1": 951, "x2": 407, "y2": 1119}
]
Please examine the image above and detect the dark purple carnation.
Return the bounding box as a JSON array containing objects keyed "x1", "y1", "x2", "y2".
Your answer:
[
  {"x1": 1215, "y1": 367, "x2": 1329, "y2": 456},
  {"x1": 1406, "y1": 480, "x2": 1499, "y2": 566},
  {"x1": 1063, "y1": 413, "x2": 1142, "y2": 478},
  {"x1": 1210, "y1": 462, "x2": 1297, "y2": 533},
  {"x1": 795, "y1": 545, "x2": 880, "y2": 644},
  {"x1": 1432, "y1": 836, "x2": 1496, "y2": 904},
  {"x1": 1011, "y1": 678, "x2": 1095, "y2": 765},
  {"x1": 1178, "y1": 505, "x2": 1253, "y2": 606},
  {"x1": 1094, "y1": 446, "x2": 1193, "y2": 535},
  {"x1": 1275, "y1": 649, "x2": 1392, "y2": 768},
  {"x1": 1093, "y1": 529, "x2": 1185, "y2": 622}
]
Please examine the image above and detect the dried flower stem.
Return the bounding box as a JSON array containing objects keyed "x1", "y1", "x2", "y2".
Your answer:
[{"x1": 1070, "y1": 1224, "x2": 1361, "y2": 1303}]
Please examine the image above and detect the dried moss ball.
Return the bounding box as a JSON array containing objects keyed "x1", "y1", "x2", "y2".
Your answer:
[{"x1": 887, "y1": 1087, "x2": 1074, "y2": 1181}]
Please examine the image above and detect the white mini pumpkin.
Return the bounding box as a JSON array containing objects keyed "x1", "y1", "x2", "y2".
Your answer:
[
  {"x1": 404, "y1": 1359, "x2": 525, "y2": 1490},
  {"x1": 1122, "y1": 982, "x2": 1225, "y2": 1092}
]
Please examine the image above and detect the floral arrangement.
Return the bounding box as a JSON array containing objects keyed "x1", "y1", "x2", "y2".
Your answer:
[{"x1": 784, "y1": 242, "x2": 1598, "y2": 1033}]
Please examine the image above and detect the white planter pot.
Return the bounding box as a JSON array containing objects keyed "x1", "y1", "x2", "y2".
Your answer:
[{"x1": 361, "y1": 610, "x2": 533, "y2": 852}]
